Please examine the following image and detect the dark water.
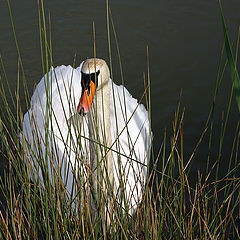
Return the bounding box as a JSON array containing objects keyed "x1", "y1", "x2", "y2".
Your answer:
[{"x1": 1, "y1": 0, "x2": 240, "y2": 178}]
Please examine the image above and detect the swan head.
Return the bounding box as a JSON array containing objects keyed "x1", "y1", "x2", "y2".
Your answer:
[{"x1": 77, "y1": 58, "x2": 110, "y2": 115}]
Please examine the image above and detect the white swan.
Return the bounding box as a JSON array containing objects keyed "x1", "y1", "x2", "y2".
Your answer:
[{"x1": 21, "y1": 58, "x2": 151, "y2": 216}]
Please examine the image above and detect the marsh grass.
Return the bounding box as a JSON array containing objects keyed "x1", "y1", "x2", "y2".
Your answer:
[{"x1": 0, "y1": 0, "x2": 240, "y2": 239}]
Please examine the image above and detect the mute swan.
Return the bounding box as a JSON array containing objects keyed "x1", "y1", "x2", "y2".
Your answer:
[{"x1": 21, "y1": 58, "x2": 151, "y2": 217}]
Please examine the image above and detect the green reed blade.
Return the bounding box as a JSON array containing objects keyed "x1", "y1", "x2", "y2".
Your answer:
[{"x1": 220, "y1": 3, "x2": 240, "y2": 113}]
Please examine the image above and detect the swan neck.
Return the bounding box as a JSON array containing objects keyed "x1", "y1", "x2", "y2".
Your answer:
[{"x1": 96, "y1": 77, "x2": 113, "y2": 185}]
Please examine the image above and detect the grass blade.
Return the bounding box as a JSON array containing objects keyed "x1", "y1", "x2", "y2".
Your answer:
[{"x1": 220, "y1": 2, "x2": 240, "y2": 112}]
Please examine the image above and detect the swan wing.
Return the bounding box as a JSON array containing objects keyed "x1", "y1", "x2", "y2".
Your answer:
[
  {"x1": 110, "y1": 80, "x2": 151, "y2": 212},
  {"x1": 21, "y1": 64, "x2": 87, "y2": 195}
]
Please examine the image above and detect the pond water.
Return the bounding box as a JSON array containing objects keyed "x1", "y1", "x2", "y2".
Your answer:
[{"x1": 1, "y1": 0, "x2": 240, "y2": 179}]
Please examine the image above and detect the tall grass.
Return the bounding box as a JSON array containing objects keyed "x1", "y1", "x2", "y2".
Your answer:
[{"x1": 0, "y1": 0, "x2": 240, "y2": 239}]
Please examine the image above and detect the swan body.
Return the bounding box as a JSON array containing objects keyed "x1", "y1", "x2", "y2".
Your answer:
[{"x1": 21, "y1": 58, "x2": 151, "y2": 215}]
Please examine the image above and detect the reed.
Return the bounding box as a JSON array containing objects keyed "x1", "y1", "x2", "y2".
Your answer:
[{"x1": 0, "y1": 0, "x2": 240, "y2": 239}]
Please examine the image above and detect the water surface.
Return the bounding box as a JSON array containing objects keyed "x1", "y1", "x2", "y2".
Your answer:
[{"x1": 1, "y1": 0, "x2": 240, "y2": 177}]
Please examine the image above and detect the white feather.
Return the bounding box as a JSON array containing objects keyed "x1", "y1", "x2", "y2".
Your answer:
[{"x1": 20, "y1": 60, "x2": 151, "y2": 214}]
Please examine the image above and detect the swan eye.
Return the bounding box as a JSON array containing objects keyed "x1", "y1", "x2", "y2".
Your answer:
[{"x1": 81, "y1": 70, "x2": 100, "y2": 89}]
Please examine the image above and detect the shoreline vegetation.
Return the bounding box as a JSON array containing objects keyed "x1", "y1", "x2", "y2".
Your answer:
[{"x1": 0, "y1": 0, "x2": 240, "y2": 239}]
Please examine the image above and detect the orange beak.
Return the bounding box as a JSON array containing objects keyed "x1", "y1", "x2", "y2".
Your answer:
[{"x1": 78, "y1": 81, "x2": 96, "y2": 115}]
